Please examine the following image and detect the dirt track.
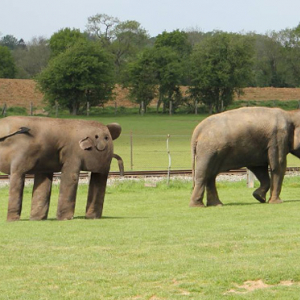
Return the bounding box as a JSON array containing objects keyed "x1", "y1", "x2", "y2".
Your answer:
[{"x1": 1, "y1": 79, "x2": 300, "y2": 111}]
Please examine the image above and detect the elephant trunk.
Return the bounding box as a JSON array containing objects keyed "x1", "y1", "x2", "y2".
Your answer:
[{"x1": 113, "y1": 153, "x2": 124, "y2": 177}]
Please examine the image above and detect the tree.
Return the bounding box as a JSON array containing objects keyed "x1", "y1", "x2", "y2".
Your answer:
[
  {"x1": 189, "y1": 31, "x2": 254, "y2": 113},
  {"x1": 277, "y1": 23, "x2": 300, "y2": 87},
  {"x1": 126, "y1": 48, "x2": 157, "y2": 112},
  {"x1": 13, "y1": 36, "x2": 50, "y2": 78},
  {"x1": 36, "y1": 40, "x2": 115, "y2": 115},
  {"x1": 0, "y1": 45, "x2": 16, "y2": 78},
  {"x1": 0, "y1": 34, "x2": 19, "y2": 50},
  {"x1": 251, "y1": 32, "x2": 289, "y2": 87},
  {"x1": 86, "y1": 14, "x2": 149, "y2": 81},
  {"x1": 49, "y1": 28, "x2": 87, "y2": 57}
]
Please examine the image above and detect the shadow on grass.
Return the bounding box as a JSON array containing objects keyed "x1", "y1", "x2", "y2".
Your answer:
[
  {"x1": 225, "y1": 199, "x2": 300, "y2": 206},
  {"x1": 18, "y1": 215, "x2": 147, "y2": 221}
]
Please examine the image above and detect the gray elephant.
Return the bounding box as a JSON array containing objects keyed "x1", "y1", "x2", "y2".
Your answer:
[
  {"x1": 0, "y1": 116, "x2": 123, "y2": 221},
  {"x1": 190, "y1": 107, "x2": 300, "y2": 207}
]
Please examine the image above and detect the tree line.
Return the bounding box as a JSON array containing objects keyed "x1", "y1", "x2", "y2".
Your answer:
[{"x1": 1, "y1": 14, "x2": 300, "y2": 115}]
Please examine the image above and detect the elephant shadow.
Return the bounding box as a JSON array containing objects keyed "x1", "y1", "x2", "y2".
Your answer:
[{"x1": 226, "y1": 199, "x2": 300, "y2": 206}]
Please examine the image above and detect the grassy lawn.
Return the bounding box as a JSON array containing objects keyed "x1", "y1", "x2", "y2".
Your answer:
[{"x1": 0, "y1": 176, "x2": 300, "y2": 299}]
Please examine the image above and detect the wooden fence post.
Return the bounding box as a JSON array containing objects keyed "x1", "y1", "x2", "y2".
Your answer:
[{"x1": 247, "y1": 169, "x2": 255, "y2": 188}]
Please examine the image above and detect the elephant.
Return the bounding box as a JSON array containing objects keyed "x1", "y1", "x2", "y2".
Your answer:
[
  {"x1": 0, "y1": 116, "x2": 123, "y2": 221},
  {"x1": 190, "y1": 107, "x2": 300, "y2": 207}
]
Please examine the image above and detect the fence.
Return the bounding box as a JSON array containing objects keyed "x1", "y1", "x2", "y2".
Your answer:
[{"x1": 110, "y1": 133, "x2": 191, "y2": 172}]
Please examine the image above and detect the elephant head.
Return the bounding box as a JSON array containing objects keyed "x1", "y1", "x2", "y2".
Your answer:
[{"x1": 79, "y1": 123, "x2": 122, "y2": 151}]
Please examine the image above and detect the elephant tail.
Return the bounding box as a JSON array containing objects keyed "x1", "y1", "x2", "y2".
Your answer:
[
  {"x1": 192, "y1": 140, "x2": 197, "y2": 188},
  {"x1": 0, "y1": 127, "x2": 30, "y2": 141},
  {"x1": 113, "y1": 153, "x2": 124, "y2": 177}
]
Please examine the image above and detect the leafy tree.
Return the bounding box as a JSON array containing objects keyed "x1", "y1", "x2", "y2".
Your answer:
[
  {"x1": 49, "y1": 28, "x2": 87, "y2": 57},
  {"x1": 278, "y1": 23, "x2": 300, "y2": 87},
  {"x1": 13, "y1": 36, "x2": 50, "y2": 78},
  {"x1": 126, "y1": 48, "x2": 157, "y2": 112},
  {"x1": 155, "y1": 29, "x2": 192, "y2": 58},
  {"x1": 86, "y1": 14, "x2": 149, "y2": 81},
  {"x1": 189, "y1": 31, "x2": 254, "y2": 113},
  {"x1": 0, "y1": 34, "x2": 19, "y2": 50},
  {"x1": 36, "y1": 40, "x2": 115, "y2": 115},
  {"x1": 0, "y1": 45, "x2": 16, "y2": 78},
  {"x1": 251, "y1": 32, "x2": 289, "y2": 87}
]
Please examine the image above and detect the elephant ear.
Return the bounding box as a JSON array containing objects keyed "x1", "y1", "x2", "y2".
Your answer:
[
  {"x1": 107, "y1": 123, "x2": 121, "y2": 140},
  {"x1": 79, "y1": 137, "x2": 93, "y2": 150}
]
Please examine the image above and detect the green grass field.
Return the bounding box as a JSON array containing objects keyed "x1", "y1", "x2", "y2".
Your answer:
[
  {"x1": 1, "y1": 112, "x2": 300, "y2": 299},
  {"x1": 1, "y1": 177, "x2": 300, "y2": 299}
]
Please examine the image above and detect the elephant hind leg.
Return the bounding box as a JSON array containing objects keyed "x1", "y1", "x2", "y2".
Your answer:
[
  {"x1": 30, "y1": 173, "x2": 53, "y2": 220},
  {"x1": 248, "y1": 166, "x2": 270, "y2": 203},
  {"x1": 206, "y1": 175, "x2": 223, "y2": 206},
  {"x1": 7, "y1": 173, "x2": 25, "y2": 221}
]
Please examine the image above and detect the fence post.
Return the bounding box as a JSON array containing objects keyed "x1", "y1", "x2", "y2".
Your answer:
[
  {"x1": 30, "y1": 102, "x2": 33, "y2": 116},
  {"x1": 130, "y1": 131, "x2": 133, "y2": 171},
  {"x1": 166, "y1": 134, "x2": 171, "y2": 185},
  {"x1": 55, "y1": 101, "x2": 59, "y2": 117},
  {"x1": 2, "y1": 103, "x2": 7, "y2": 116},
  {"x1": 247, "y1": 169, "x2": 255, "y2": 188},
  {"x1": 115, "y1": 101, "x2": 117, "y2": 115},
  {"x1": 87, "y1": 102, "x2": 90, "y2": 116},
  {"x1": 141, "y1": 101, "x2": 145, "y2": 116}
]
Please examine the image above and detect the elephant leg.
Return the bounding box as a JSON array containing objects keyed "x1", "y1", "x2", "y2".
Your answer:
[
  {"x1": 268, "y1": 156, "x2": 286, "y2": 204},
  {"x1": 7, "y1": 172, "x2": 25, "y2": 221},
  {"x1": 56, "y1": 170, "x2": 80, "y2": 220},
  {"x1": 206, "y1": 176, "x2": 223, "y2": 206},
  {"x1": 86, "y1": 172, "x2": 108, "y2": 219},
  {"x1": 30, "y1": 173, "x2": 53, "y2": 220},
  {"x1": 248, "y1": 166, "x2": 270, "y2": 203}
]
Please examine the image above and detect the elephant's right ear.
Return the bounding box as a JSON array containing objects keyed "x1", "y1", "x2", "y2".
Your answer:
[
  {"x1": 107, "y1": 123, "x2": 121, "y2": 140},
  {"x1": 79, "y1": 137, "x2": 93, "y2": 150}
]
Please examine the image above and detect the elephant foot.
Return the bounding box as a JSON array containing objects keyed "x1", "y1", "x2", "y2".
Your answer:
[
  {"x1": 189, "y1": 201, "x2": 205, "y2": 207},
  {"x1": 57, "y1": 212, "x2": 74, "y2": 221},
  {"x1": 30, "y1": 215, "x2": 47, "y2": 221},
  {"x1": 207, "y1": 199, "x2": 223, "y2": 207},
  {"x1": 7, "y1": 213, "x2": 20, "y2": 222},
  {"x1": 268, "y1": 198, "x2": 283, "y2": 204},
  {"x1": 252, "y1": 190, "x2": 267, "y2": 203}
]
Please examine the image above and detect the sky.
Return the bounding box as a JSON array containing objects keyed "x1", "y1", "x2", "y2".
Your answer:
[{"x1": 1, "y1": 0, "x2": 300, "y2": 42}]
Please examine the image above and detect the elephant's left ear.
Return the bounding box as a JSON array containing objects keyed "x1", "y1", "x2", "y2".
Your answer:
[
  {"x1": 107, "y1": 123, "x2": 122, "y2": 140},
  {"x1": 79, "y1": 137, "x2": 93, "y2": 150}
]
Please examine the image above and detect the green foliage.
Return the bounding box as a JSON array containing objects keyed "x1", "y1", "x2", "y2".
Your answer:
[
  {"x1": 1, "y1": 178, "x2": 300, "y2": 298},
  {"x1": 189, "y1": 31, "x2": 254, "y2": 113},
  {"x1": 35, "y1": 39, "x2": 115, "y2": 115},
  {"x1": 0, "y1": 45, "x2": 16, "y2": 78},
  {"x1": 13, "y1": 36, "x2": 50, "y2": 79},
  {"x1": 49, "y1": 28, "x2": 88, "y2": 57}
]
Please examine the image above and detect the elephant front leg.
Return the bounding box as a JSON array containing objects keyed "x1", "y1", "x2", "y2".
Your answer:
[
  {"x1": 56, "y1": 171, "x2": 80, "y2": 220},
  {"x1": 30, "y1": 173, "x2": 53, "y2": 220},
  {"x1": 7, "y1": 173, "x2": 25, "y2": 221},
  {"x1": 86, "y1": 172, "x2": 108, "y2": 219}
]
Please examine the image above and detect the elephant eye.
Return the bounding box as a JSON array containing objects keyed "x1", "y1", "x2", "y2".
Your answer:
[
  {"x1": 104, "y1": 136, "x2": 109, "y2": 141},
  {"x1": 95, "y1": 135, "x2": 99, "y2": 139}
]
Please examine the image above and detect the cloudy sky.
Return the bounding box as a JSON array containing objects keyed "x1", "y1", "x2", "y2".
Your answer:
[{"x1": 2, "y1": 0, "x2": 300, "y2": 42}]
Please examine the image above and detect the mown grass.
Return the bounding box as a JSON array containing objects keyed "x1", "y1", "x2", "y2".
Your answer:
[{"x1": 1, "y1": 177, "x2": 300, "y2": 299}]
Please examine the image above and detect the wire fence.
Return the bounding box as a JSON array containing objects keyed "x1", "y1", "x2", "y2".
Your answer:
[{"x1": 110, "y1": 133, "x2": 191, "y2": 172}]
